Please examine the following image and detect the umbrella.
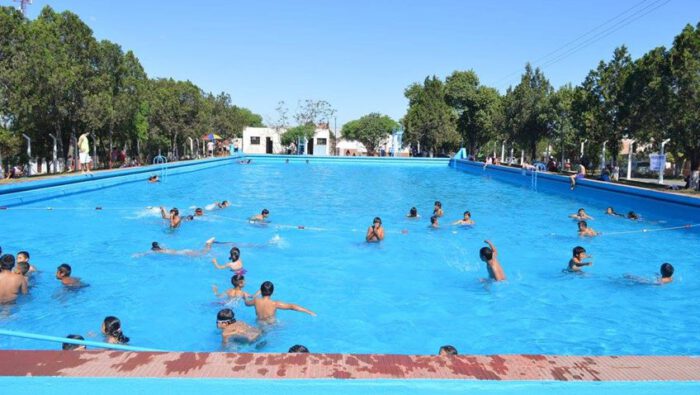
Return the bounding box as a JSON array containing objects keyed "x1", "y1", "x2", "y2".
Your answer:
[{"x1": 202, "y1": 133, "x2": 222, "y2": 140}]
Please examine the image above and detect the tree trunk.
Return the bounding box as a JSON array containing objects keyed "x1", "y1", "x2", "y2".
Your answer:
[{"x1": 689, "y1": 148, "x2": 700, "y2": 172}]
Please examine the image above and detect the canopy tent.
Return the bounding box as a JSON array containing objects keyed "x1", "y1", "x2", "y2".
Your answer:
[{"x1": 202, "y1": 133, "x2": 223, "y2": 141}]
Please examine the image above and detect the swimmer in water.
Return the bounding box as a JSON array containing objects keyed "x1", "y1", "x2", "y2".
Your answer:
[
  {"x1": 365, "y1": 217, "x2": 384, "y2": 242},
  {"x1": 439, "y1": 345, "x2": 458, "y2": 356},
  {"x1": 605, "y1": 207, "x2": 623, "y2": 217},
  {"x1": 407, "y1": 207, "x2": 419, "y2": 218},
  {"x1": 433, "y1": 201, "x2": 443, "y2": 217},
  {"x1": 213, "y1": 274, "x2": 259, "y2": 299},
  {"x1": 16, "y1": 251, "x2": 37, "y2": 274},
  {"x1": 0, "y1": 254, "x2": 27, "y2": 303},
  {"x1": 430, "y1": 215, "x2": 439, "y2": 228},
  {"x1": 577, "y1": 221, "x2": 598, "y2": 237},
  {"x1": 194, "y1": 208, "x2": 204, "y2": 216},
  {"x1": 453, "y1": 210, "x2": 474, "y2": 226},
  {"x1": 212, "y1": 247, "x2": 244, "y2": 274},
  {"x1": 149, "y1": 237, "x2": 216, "y2": 256},
  {"x1": 567, "y1": 246, "x2": 592, "y2": 272},
  {"x1": 250, "y1": 208, "x2": 270, "y2": 222},
  {"x1": 480, "y1": 240, "x2": 506, "y2": 281},
  {"x1": 627, "y1": 211, "x2": 640, "y2": 220},
  {"x1": 216, "y1": 308, "x2": 261, "y2": 344},
  {"x1": 148, "y1": 175, "x2": 159, "y2": 183},
  {"x1": 102, "y1": 316, "x2": 129, "y2": 344},
  {"x1": 55, "y1": 263, "x2": 84, "y2": 287},
  {"x1": 570, "y1": 208, "x2": 593, "y2": 221},
  {"x1": 215, "y1": 200, "x2": 231, "y2": 209},
  {"x1": 160, "y1": 207, "x2": 181, "y2": 228},
  {"x1": 62, "y1": 334, "x2": 86, "y2": 351},
  {"x1": 289, "y1": 345, "x2": 309, "y2": 353},
  {"x1": 659, "y1": 263, "x2": 674, "y2": 284},
  {"x1": 244, "y1": 281, "x2": 316, "y2": 324}
]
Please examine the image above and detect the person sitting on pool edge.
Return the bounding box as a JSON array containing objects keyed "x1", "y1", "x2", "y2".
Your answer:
[
  {"x1": 480, "y1": 240, "x2": 506, "y2": 282},
  {"x1": 212, "y1": 247, "x2": 245, "y2": 274},
  {"x1": 433, "y1": 201, "x2": 444, "y2": 217},
  {"x1": 430, "y1": 215, "x2": 439, "y2": 229},
  {"x1": 567, "y1": 246, "x2": 592, "y2": 272},
  {"x1": 55, "y1": 263, "x2": 84, "y2": 287},
  {"x1": 0, "y1": 254, "x2": 28, "y2": 304},
  {"x1": 216, "y1": 308, "x2": 261, "y2": 344},
  {"x1": 250, "y1": 209, "x2": 270, "y2": 223},
  {"x1": 160, "y1": 207, "x2": 181, "y2": 228},
  {"x1": 439, "y1": 345, "x2": 458, "y2": 356},
  {"x1": 365, "y1": 217, "x2": 384, "y2": 242},
  {"x1": 569, "y1": 163, "x2": 586, "y2": 190},
  {"x1": 244, "y1": 281, "x2": 316, "y2": 324},
  {"x1": 102, "y1": 316, "x2": 129, "y2": 344},
  {"x1": 659, "y1": 263, "x2": 674, "y2": 284},
  {"x1": 407, "y1": 207, "x2": 419, "y2": 218},
  {"x1": 213, "y1": 273, "x2": 259, "y2": 299},
  {"x1": 577, "y1": 221, "x2": 598, "y2": 237},
  {"x1": 289, "y1": 344, "x2": 309, "y2": 353},
  {"x1": 569, "y1": 208, "x2": 593, "y2": 221},
  {"x1": 453, "y1": 211, "x2": 474, "y2": 226},
  {"x1": 62, "y1": 334, "x2": 86, "y2": 351}
]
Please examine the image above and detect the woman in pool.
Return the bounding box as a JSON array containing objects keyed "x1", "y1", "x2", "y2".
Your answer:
[
  {"x1": 605, "y1": 207, "x2": 623, "y2": 217},
  {"x1": 433, "y1": 201, "x2": 444, "y2": 217},
  {"x1": 102, "y1": 316, "x2": 130, "y2": 344},
  {"x1": 212, "y1": 247, "x2": 245, "y2": 275},
  {"x1": 406, "y1": 207, "x2": 419, "y2": 218}
]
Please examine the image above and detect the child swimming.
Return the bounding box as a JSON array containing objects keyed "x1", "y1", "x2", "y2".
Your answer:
[
  {"x1": 577, "y1": 221, "x2": 599, "y2": 237},
  {"x1": 216, "y1": 308, "x2": 261, "y2": 344},
  {"x1": 480, "y1": 240, "x2": 506, "y2": 281},
  {"x1": 55, "y1": 264, "x2": 84, "y2": 287},
  {"x1": 212, "y1": 247, "x2": 245, "y2": 274},
  {"x1": 102, "y1": 316, "x2": 130, "y2": 344},
  {"x1": 212, "y1": 274, "x2": 260, "y2": 299},
  {"x1": 365, "y1": 217, "x2": 384, "y2": 242},
  {"x1": 452, "y1": 211, "x2": 474, "y2": 225},
  {"x1": 570, "y1": 208, "x2": 593, "y2": 221},
  {"x1": 567, "y1": 246, "x2": 592, "y2": 272}
]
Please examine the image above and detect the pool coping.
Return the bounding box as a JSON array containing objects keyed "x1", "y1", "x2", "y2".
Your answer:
[{"x1": 1, "y1": 351, "x2": 699, "y2": 381}]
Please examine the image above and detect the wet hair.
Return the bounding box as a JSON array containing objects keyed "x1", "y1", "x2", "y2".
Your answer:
[
  {"x1": 16, "y1": 261, "x2": 29, "y2": 275},
  {"x1": 288, "y1": 345, "x2": 309, "y2": 353},
  {"x1": 262, "y1": 209, "x2": 269, "y2": 215},
  {"x1": 479, "y1": 247, "x2": 493, "y2": 261},
  {"x1": 463, "y1": 211, "x2": 471, "y2": 217},
  {"x1": 627, "y1": 211, "x2": 639, "y2": 220},
  {"x1": 578, "y1": 208, "x2": 585, "y2": 214},
  {"x1": 439, "y1": 345, "x2": 458, "y2": 355},
  {"x1": 231, "y1": 274, "x2": 244, "y2": 287},
  {"x1": 195, "y1": 208, "x2": 203, "y2": 214},
  {"x1": 573, "y1": 246, "x2": 586, "y2": 257},
  {"x1": 0, "y1": 254, "x2": 15, "y2": 271},
  {"x1": 434, "y1": 201, "x2": 442, "y2": 208},
  {"x1": 660, "y1": 263, "x2": 674, "y2": 278},
  {"x1": 103, "y1": 316, "x2": 129, "y2": 344},
  {"x1": 170, "y1": 208, "x2": 179, "y2": 216},
  {"x1": 62, "y1": 334, "x2": 85, "y2": 350},
  {"x1": 185, "y1": 215, "x2": 194, "y2": 220},
  {"x1": 229, "y1": 247, "x2": 241, "y2": 261},
  {"x1": 57, "y1": 263, "x2": 72, "y2": 277},
  {"x1": 578, "y1": 220, "x2": 588, "y2": 229},
  {"x1": 373, "y1": 216, "x2": 382, "y2": 225},
  {"x1": 216, "y1": 308, "x2": 235, "y2": 324},
  {"x1": 260, "y1": 281, "x2": 274, "y2": 297},
  {"x1": 17, "y1": 251, "x2": 30, "y2": 260},
  {"x1": 430, "y1": 215, "x2": 438, "y2": 224},
  {"x1": 151, "y1": 242, "x2": 161, "y2": 251},
  {"x1": 409, "y1": 207, "x2": 417, "y2": 217},
  {"x1": 222, "y1": 200, "x2": 229, "y2": 205}
]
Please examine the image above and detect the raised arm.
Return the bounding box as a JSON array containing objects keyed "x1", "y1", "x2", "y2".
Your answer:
[
  {"x1": 275, "y1": 301, "x2": 316, "y2": 316},
  {"x1": 211, "y1": 258, "x2": 228, "y2": 270},
  {"x1": 160, "y1": 207, "x2": 169, "y2": 219},
  {"x1": 484, "y1": 240, "x2": 497, "y2": 256}
]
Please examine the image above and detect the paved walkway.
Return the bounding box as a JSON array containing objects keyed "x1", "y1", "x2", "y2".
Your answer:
[{"x1": 1, "y1": 351, "x2": 699, "y2": 381}]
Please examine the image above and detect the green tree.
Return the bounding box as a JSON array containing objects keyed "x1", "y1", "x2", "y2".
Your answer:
[
  {"x1": 341, "y1": 113, "x2": 398, "y2": 155},
  {"x1": 281, "y1": 124, "x2": 315, "y2": 146},
  {"x1": 403, "y1": 76, "x2": 459, "y2": 156},
  {"x1": 445, "y1": 70, "x2": 501, "y2": 155}
]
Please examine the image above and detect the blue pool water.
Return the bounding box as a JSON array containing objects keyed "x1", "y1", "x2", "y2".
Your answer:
[{"x1": 1, "y1": 160, "x2": 699, "y2": 354}]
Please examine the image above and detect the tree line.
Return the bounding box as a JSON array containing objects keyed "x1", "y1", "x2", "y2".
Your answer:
[
  {"x1": 0, "y1": 6, "x2": 262, "y2": 169},
  {"x1": 345, "y1": 22, "x2": 699, "y2": 170}
]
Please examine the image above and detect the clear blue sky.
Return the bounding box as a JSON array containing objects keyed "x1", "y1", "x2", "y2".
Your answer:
[{"x1": 6, "y1": 0, "x2": 699, "y2": 128}]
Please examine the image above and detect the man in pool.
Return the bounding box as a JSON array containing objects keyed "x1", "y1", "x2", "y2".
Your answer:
[
  {"x1": 55, "y1": 263, "x2": 83, "y2": 287},
  {"x1": 244, "y1": 281, "x2": 316, "y2": 324},
  {"x1": 480, "y1": 240, "x2": 506, "y2": 281},
  {"x1": 577, "y1": 221, "x2": 599, "y2": 237},
  {"x1": 430, "y1": 215, "x2": 439, "y2": 228},
  {"x1": 569, "y1": 208, "x2": 593, "y2": 221},
  {"x1": 627, "y1": 211, "x2": 640, "y2": 220},
  {"x1": 250, "y1": 208, "x2": 270, "y2": 222},
  {"x1": 659, "y1": 263, "x2": 674, "y2": 284},
  {"x1": 160, "y1": 207, "x2": 182, "y2": 228},
  {"x1": 215, "y1": 200, "x2": 231, "y2": 209},
  {"x1": 216, "y1": 308, "x2": 261, "y2": 344},
  {"x1": 194, "y1": 208, "x2": 204, "y2": 216},
  {"x1": 213, "y1": 274, "x2": 259, "y2": 299},
  {"x1": 16, "y1": 251, "x2": 37, "y2": 273},
  {"x1": 567, "y1": 246, "x2": 592, "y2": 272},
  {"x1": 149, "y1": 237, "x2": 215, "y2": 256},
  {"x1": 407, "y1": 207, "x2": 419, "y2": 218},
  {"x1": 433, "y1": 201, "x2": 444, "y2": 217},
  {"x1": 453, "y1": 211, "x2": 474, "y2": 225},
  {"x1": 365, "y1": 217, "x2": 385, "y2": 242},
  {"x1": 0, "y1": 254, "x2": 28, "y2": 303},
  {"x1": 62, "y1": 334, "x2": 87, "y2": 350}
]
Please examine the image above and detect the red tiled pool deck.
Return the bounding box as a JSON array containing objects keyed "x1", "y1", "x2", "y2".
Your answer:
[{"x1": 1, "y1": 351, "x2": 699, "y2": 381}]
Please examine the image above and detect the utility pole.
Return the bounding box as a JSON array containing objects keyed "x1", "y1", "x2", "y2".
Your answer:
[{"x1": 13, "y1": 0, "x2": 32, "y2": 16}]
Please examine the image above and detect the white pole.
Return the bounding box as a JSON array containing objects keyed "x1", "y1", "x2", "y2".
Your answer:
[
  {"x1": 48, "y1": 133, "x2": 57, "y2": 173},
  {"x1": 509, "y1": 147, "x2": 514, "y2": 165},
  {"x1": 501, "y1": 141, "x2": 506, "y2": 163},
  {"x1": 520, "y1": 149, "x2": 524, "y2": 165},
  {"x1": 580, "y1": 139, "x2": 587, "y2": 157},
  {"x1": 187, "y1": 137, "x2": 193, "y2": 158},
  {"x1": 626, "y1": 140, "x2": 635, "y2": 180},
  {"x1": 601, "y1": 140, "x2": 608, "y2": 170},
  {"x1": 659, "y1": 139, "x2": 671, "y2": 184},
  {"x1": 21, "y1": 133, "x2": 31, "y2": 176}
]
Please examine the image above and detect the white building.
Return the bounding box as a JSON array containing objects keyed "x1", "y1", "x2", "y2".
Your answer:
[{"x1": 241, "y1": 126, "x2": 331, "y2": 156}]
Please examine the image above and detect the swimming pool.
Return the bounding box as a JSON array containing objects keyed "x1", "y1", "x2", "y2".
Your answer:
[{"x1": 1, "y1": 158, "x2": 699, "y2": 354}]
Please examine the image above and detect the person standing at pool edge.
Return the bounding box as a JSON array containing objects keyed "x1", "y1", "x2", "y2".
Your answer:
[
  {"x1": 480, "y1": 240, "x2": 506, "y2": 281},
  {"x1": 78, "y1": 132, "x2": 91, "y2": 174},
  {"x1": 366, "y1": 217, "x2": 384, "y2": 242},
  {"x1": 245, "y1": 281, "x2": 316, "y2": 323}
]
